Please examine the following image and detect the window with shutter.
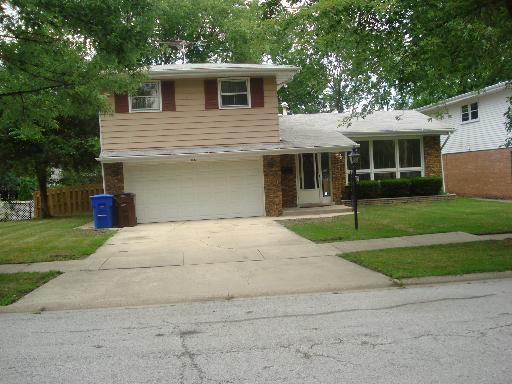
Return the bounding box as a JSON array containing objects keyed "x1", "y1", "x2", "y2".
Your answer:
[
  {"x1": 250, "y1": 78, "x2": 264, "y2": 108},
  {"x1": 204, "y1": 79, "x2": 219, "y2": 109},
  {"x1": 161, "y1": 81, "x2": 176, "y2": 111}
]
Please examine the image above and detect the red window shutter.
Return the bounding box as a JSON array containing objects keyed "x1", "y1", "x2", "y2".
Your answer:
[
  {"x1": 204, "y1": 79, "x2": 219, "y2": 110},
  {"x1": 250, "y1": 78, "x2": 264, "y2": 108},
  {"x1": 114, "y1": 94, "x2": 129, "y2": 113},
  {"x1": 161, "y1": 80, "x2": 176, "y2": 111}
]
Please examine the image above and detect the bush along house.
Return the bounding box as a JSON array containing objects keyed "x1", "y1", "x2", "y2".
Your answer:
[{"x1": 98, "y1": 64, "x2": 454, "y2": 223}]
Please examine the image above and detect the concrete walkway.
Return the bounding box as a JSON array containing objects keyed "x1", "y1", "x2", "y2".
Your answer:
[
  {"x1": 330, "y1": 232, "x2": 512, "y2": 253},
  {"x1": 2, "y1": 231, "x2": 510, "y2": 274},
  {"x1": 1, "y1": 217, "x2": 391, "y2": 312}
]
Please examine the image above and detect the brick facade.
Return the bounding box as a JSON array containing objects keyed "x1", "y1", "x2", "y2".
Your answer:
[
  {"x1": 263, "y1": 155, "x2": 283, "y2": 216},
  {"x1": 423, "y1": 135, "x2": 442, "y2": 177},
  {"x1": 103, "y1": 162, "x2": 124, "y2": 194},
  {"x1": 443, "y1": 148, "x2": 512, "y2": 199},
  {"x1": 331, "y1": 153, "x2": 346, "y2": 204},
  {"x1": 280, "y1": 154, "x2": 297, "y2": 208}
]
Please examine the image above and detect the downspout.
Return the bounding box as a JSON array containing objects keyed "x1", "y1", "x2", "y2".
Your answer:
[{"x1": 440, "y1": 133, "x2": 452, "y2": 193}]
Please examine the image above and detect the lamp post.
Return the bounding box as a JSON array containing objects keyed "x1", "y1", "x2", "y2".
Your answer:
[{"x1": 348, "y1": 146, "x2": 360, "y2": 230}]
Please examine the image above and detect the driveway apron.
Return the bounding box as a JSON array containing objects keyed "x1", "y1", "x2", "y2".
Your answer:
[{"x1": 4, "y1": 217, "x2": 391, "y2": 312}]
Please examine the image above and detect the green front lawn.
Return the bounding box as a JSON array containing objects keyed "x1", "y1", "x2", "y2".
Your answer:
[
  {"x1": 0, "y1": 216, "x2": 114, "y2": 264},
  {"x1": 284, "y1": 198, "x2": 512, "y2": 242},
  {"x1": 0, "y1": 271, "x2": 61, "y2": 306},
  {"x1": 341, "y1": 239, "x2": 512, "y2": 279}
]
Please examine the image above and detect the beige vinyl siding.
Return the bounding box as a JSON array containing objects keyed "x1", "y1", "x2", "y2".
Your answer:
[{"x1": 100, "y1": 77, "x2": 279, "y2": 151}]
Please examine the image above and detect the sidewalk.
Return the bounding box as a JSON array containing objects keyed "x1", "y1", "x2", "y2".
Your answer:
[
  {"x1": 327, "y1": 232, "x2": 512, "y2": 254},
  {"x1": 1, "y1": 231, "x2": 510, "y2": 274}
]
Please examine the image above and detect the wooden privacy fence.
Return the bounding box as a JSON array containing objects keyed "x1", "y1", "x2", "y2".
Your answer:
[{"x1": 33, "y1": 184, "x2": 104, "y2": 218}]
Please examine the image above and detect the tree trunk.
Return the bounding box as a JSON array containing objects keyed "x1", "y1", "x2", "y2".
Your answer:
[{"x1": 36, "y1": 167, "x2": 50, "y2": 218}]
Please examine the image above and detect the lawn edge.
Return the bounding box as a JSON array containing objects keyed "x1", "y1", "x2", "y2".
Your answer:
[{"x1": 398, "y1": 270, "x2": 512, "y2": 286}]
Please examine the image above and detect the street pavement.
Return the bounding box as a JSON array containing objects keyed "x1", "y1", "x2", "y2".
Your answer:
[{"x1": 1, "y1": 278, "x2": 511, "y2": 383}]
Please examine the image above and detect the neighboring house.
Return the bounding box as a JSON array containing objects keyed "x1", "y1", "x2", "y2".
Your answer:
[
  {"x1": 98, "y1": 64, "x2": 452, "y2": 223},
  {"x1": 418, "y1": 82, "x2": 512, "y2": 199}
]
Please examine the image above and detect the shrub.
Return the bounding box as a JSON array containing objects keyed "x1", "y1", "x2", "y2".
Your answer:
[
  {"x1": 410, "y1": 176, "x2": 443, "y2": 196},
  {"x1": 358, "y1": 180, "x2": 381, "y2": 199},
  {"x1": 380, "y1": 178, "x2": 411, "y2": 198},
  {"x1": 343, "y1": 180, "x2": 380, "y2": 200}
]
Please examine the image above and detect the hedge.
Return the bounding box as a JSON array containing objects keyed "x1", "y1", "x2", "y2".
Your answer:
[{"x1": 342, "y1": 176, "x2": 442, "y2": 200}]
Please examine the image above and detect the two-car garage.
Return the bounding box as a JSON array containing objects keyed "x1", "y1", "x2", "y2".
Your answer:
[{"x1": 123, "y1": 157, "x2": 265, "y2": 223}]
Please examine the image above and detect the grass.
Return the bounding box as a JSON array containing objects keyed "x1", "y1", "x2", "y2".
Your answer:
[
  {"x1": 0, "y1": 216, "x2": 114, "y2": 264},
  {"x1": 341, "y1": 239, "x2": 512, "y2": 279},
  {"x1": 284, "y1": 198, "x2": 512, "y2": 242},
  {"x1": 0, "y1": 271, "x2": 61, "y2": 306}
]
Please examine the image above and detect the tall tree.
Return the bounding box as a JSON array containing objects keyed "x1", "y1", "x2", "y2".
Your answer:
[
  {"x1": 267, "y1": 0, "x2": 512, "y2": 143},
  {"x1": 156, "y1": 0, "x2": 266, "y2": 64},
  {"x1": 0, "y1": 0, "x2": 159, "y2": 216}
]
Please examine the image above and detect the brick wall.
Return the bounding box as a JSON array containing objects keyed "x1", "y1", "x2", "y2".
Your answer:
[
  {"x1": 263, "y1": 155, "x2": 283, "y2": 216},
  {"x1": 424, "y1": 135, "x2": 442, "y2": 177},
  {"x1": 103, "y1": 163, "x2": 124, "y2": 194},
  {"x1": 331, "y1": 153, "x2": 346, "y2": 204},
  {"x1": 443, "y1": 148, "x2": 512, "y2": 199},
  {"x1": 280, "y1": 154, "x2": 297, "y2": 208}
]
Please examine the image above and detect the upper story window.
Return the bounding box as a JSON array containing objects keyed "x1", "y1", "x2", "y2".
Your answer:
[
  {"x1": 219, "y1": 78, "x2": 250, "y2": 108},
  {"x1": 130, "y1": 81, "x2": 161, "y2": 112},
  {"x1": 461, "y1": 102, "x2": 478, "y2": 122}
]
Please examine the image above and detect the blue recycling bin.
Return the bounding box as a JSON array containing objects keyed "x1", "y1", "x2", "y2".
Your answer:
[{"x1": 90, "y1": 194, "x2": 114, "y2": 229}]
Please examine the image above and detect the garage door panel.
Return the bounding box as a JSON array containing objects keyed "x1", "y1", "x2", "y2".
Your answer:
[{"x1": 124, "y1": 158, "x2": 265, "y2": 223}]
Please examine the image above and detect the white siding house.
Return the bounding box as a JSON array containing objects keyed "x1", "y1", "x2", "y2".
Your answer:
[{"x1": 418, "y1": 82, "x2": 512, "y2": 199}]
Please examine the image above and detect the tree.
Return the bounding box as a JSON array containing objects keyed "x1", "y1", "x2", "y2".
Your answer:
[
  {"x1": 267, "y1": 0, "x2": 512, "y2": 143},
  {"x1": 155, "y1": 0, "x2": 266, "y2": 64},
  {"x1": 0, "y1": 0, "x2": 160, "y2": 217}
]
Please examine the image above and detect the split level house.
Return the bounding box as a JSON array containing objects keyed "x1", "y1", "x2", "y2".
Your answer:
[
  {"x1": 418, "y1": 81, "x2": 512, "y2": 199},
  {"x1": 99, "y1": 64, "x2": 453, "y2": 223}
]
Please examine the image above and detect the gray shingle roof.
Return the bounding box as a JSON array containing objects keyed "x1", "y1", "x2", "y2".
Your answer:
[{"x1": 280, "y1": 110, "x2": 453, "y2": 137}]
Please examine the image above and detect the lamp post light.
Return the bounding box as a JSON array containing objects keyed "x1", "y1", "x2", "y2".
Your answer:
[{"x1": 348, "y1": 146, "x2": 360, "y2": 230}]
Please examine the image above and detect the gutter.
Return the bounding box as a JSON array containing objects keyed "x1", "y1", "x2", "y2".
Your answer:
[{"x1": 97, "y1": 144, "x2": 358, "y2": 163}]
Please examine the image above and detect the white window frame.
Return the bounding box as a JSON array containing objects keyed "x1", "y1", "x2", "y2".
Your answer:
[
  {"x1": 461, "y1": 101, "x2": 479, "y2": 123},
  {"x1": 345, "y1": 136, "x2": 424, "y2": 184},
  {"x1": 218, "y1": 77, "x2": 251, "y2": 109},
  {"x1": 129, "y1": 80, "x2": 162, "y2": 113}
]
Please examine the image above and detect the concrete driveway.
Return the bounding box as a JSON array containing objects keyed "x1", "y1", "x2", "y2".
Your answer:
[{"x1": 5, "y1": 218, "x2": 392, "y2": 312}]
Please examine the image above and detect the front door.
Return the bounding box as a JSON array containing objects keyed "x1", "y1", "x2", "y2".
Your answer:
[{"x1": 297, "y1": 153, "x2": 332, "y2": 206}]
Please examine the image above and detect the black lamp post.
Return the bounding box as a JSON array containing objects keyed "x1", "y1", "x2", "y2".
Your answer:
[{"x1": 348, "y1": 146, "x2": 360, "y2": 230}]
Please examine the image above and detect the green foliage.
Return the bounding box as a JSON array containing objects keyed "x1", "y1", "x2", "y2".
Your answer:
[
  {"x1": 341, "y1": 240, "x2": 512, "y2": 279},
  {"x1": 343, "y1": 176, "x2": 442, "y2": 200},
  {"x1": 0, "y1": 216, "x2": 114, "y2": 264},
  {"x1": 0, "y1": 271, "x2": 61, "y2": 306},
  {"x1": 344, "y1": 180, "x2": 380, "y2": 199},
  {"x1": 380, "y1": 178, "x2": 411, "y2": 198},
  {"x1": 17, "y1": 177, "x2": 37, "y2": 200},
  {"x1": 410, "y1": 177, "x2": 443, "y2": 196},
  {"x1": 265, "y1": 0, "x2": 512, "y2": 143},
  {"x1": 56, "y1": 167, "x2": 103, "y2": 187},
  {"x1": 284, "y1": 198, "x2": 512, "y2": 242},
  {"x1": 156, "y1": 0, "x2": 266, "y2": 64}
]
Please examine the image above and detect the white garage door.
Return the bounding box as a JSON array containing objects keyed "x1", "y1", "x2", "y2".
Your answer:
[{"x1": 124, "y1": 158, "x2": 265, "y2": 223}]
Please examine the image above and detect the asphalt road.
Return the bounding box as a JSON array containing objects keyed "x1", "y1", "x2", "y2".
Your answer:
[{"x1": 1, "y1": 279, "x2": 511, "y2": 384}]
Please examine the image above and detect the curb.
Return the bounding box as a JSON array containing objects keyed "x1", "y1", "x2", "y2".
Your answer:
[{"x1": 397, "y1": 270, "x2": 512, "y2": 286}]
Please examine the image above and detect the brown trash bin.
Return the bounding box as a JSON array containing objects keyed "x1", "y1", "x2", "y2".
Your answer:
[{"x1": 114, "y1": 193, "x2": 137, "y2": 227}]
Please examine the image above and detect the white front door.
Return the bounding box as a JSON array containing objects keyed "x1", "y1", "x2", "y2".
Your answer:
[{"x1": 297, "y1": 153, "x2": 332, "y2": 206}]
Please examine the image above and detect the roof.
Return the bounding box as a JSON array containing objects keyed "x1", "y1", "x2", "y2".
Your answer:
[
  {"x1": 100, "y1": 127, "x2": 356, "y2": 162},
  {"x1": 280, "y1": 110, "x2": 454, "y2": 138},
  {"x1": 149, "y1": 63, "x2": 299, "y2": 88},
  {"x1": 417, "y1": 81, "x2": 511, "y2": 112}
]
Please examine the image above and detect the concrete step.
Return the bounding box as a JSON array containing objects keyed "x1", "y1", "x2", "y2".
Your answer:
[{"x1": 282, "y1": 205, "x2": 352, "y2": 216}]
